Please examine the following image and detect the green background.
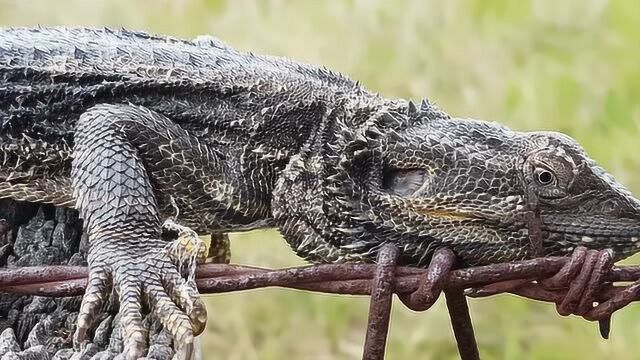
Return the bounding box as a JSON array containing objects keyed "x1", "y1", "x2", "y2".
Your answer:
[{"x1": 2, "y1": 1, "x2": 640, "y2": 359}]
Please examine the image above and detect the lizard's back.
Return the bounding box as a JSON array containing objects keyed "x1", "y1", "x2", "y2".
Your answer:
[
  {"x1": 0, "y1": 27, "x2": 363, "y2": 207},
  {"x1": 1, "y1": 26, "x2": 357, "y2": 132}
]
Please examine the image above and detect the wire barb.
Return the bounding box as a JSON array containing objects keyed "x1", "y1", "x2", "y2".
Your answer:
[{"x1": 3, "y1": 255, "x2": 640, "y2": 359}]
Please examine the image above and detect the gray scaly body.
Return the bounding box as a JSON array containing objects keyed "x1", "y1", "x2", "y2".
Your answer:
[{"x1": 2, "y1": 27, "x2": 640, "y2": 358}]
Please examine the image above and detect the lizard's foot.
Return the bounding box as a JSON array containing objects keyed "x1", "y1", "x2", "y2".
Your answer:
[
  {"x1": 74, "y1": 243, "x2": 207, "y2": 360},
  {"x1": 399, "y1": 247, "x2": 456, "y2": 311}
]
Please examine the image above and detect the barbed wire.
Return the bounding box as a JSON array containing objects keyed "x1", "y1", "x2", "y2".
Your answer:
[{"x1": 2, "y1": 254, "x2": 640, "y2": 359}]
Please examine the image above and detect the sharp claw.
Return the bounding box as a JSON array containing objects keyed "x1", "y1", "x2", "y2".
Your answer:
[
  {"x1": 162, "y1": 271, "x2": 208, "y2": 336},
  {"x1": 74, "y1": 269, "x2": 111, "y2": 349},
  {"x1": 190, "y1": 298, "x2": 208, "y2": 336},
  {"x1": 147, "y1": 282, "x2": 194, "y2": 347},
  {"x1": 178, "y1": 342, "x2": 194, "y2": 360},
  {"x1": 125, "y1": 328, "x2": 148, "y2": 360},
  {"x1": 73, "y1": 326, "x2": 86, "y2": 351},
  {"x1": 117, "y1": 275, "x2": 147, "y2": 359}
]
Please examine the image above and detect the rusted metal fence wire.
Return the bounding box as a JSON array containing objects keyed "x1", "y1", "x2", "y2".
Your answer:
[{"x1": 2, "y1": 253, "x2": 640, "y2": 359}]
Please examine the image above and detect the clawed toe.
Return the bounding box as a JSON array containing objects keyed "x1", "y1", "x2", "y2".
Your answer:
[
  {"x1": 116, "y1": 273, "x2": 148, "y2": 359},
  {"x1": 142, "y1": 263, "x2": 205, "y2": 358},
  {"x1": 159, "y1": 258, "x2": 208, "y2": 337},
  {"x1": 74, "y1": 268, "x2": 111, "y2": 350},
  {"x1": 75, "y1": 251, "x2": 205, "y2": 359},
  {"x1": 147, "y1": 282, "x2": 193, "y2": 345}
]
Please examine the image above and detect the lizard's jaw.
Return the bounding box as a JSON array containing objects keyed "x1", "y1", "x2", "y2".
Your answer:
[
  {"x1": 541, "y1": 213, "x2": 640, "y2": 260},
  {"x1": 366, "y1": 192, "x2": 535, "y2": 265}
]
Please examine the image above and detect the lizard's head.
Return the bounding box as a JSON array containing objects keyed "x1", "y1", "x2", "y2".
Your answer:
[
  {"x1": 274, "y1": 100, "x2": 640, "y2": 267},
  {"x1": 379, "y1": 102, "x2": 640, "y2": 265}
]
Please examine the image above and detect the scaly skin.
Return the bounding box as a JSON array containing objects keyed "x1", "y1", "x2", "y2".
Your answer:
[{"x1": 2, "y1": 27, "x2": 640, "y2": 357}]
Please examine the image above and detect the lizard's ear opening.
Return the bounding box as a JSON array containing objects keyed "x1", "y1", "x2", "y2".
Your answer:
[{"x1": 382, "y1": 168, "x2": 426, "y2": 197}]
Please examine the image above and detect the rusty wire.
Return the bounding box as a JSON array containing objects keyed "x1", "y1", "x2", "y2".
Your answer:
[
  {"x1": 3, "y1": 256, "x2": 640, "y2": 359},
  {"x1": 3, "y1": 256, "x2": 640, "y2": 297}
]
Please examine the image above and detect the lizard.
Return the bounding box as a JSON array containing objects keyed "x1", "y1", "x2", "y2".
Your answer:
[{"x1": 2, "y1": 26, "x2": 640, "y2": 359}]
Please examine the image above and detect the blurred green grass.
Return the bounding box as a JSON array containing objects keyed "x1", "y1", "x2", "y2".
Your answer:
[{"x1": 2, "y1": 0, "x2": 640, "y2": 359}]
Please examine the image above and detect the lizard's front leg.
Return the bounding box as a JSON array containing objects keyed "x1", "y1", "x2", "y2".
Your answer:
[{"x1": 72, "y1": 104, "x2": 207, "y2": 359}]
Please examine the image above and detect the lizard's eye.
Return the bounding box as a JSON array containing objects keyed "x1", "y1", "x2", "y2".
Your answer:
[
  {"x1": 383, "y1": 169, "x2": 426, "y2": 196},
  {"x1": 534, "y1": 167, "x2": 555, "y2": 186}
]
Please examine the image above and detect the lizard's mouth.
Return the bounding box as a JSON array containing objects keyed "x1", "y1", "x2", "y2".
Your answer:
[{"x1": 541, "y1": 213, "x2": 640, "y2": 259}]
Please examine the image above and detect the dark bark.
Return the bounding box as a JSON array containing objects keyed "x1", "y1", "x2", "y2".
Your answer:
[
  {"x1": 0, "y1": 200, "x2": 177, "y2": 360},
  {"x1": 0, "y1": 200, "x2": 87, "y2": 359}
]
